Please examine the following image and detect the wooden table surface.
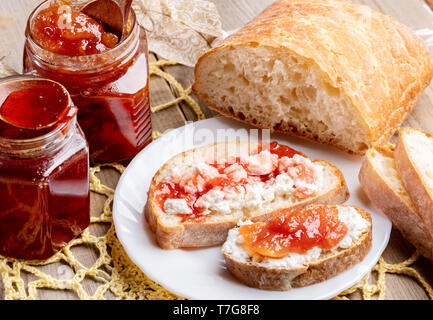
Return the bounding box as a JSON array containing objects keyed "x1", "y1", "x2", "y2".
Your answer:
[{"x1": 0, "y1": 0, "x2": 432, "y2": 300}]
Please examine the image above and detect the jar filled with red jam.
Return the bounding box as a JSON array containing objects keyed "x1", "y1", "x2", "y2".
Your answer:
[
  {"x1": 0, "y1": 76, "x2": 90, "y2": 260},
  {"x1": 23, "y1": 0, "x2": 152, "y2": 163}
]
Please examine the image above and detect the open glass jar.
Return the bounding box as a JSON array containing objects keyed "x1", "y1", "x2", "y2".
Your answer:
[
  {"x1": 23, "y1": 1, "x2": 152, "y2": 163},
  {"x1": 0, "y1": 76, "x2": 90, "y2": 260}
]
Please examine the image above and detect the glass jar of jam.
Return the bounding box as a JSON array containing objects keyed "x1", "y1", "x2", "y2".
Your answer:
[
  {"x1": 0, "y1": 76, "x2": 90, "y2": 260},
  {"x1": 23, "y1": 1, "x2": 152, "y2": 163}
]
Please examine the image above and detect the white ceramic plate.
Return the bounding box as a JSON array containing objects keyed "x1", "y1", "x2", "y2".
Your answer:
[{"x1": 113, "y1": 118, "x2": 391, "y2": 300}]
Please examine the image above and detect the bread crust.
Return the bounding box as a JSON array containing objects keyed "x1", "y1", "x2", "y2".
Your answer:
[
  {"x1": 359, "y1": 145, "x2": 433, "y2": 260},
  {"x1": 222, "y1": 205, "x2": 372, "y2": 291},
  {"x1": 395, "y1": 128, "x2": 433, "y2": 241},
  {"x1": 147, "y1": 142, "x2": 349, "y2": 249},
  {"x1": 192, "y1": 0, "x2": 433, "y2": 155}
]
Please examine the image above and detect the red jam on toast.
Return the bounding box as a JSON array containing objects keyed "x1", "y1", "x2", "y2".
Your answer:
[
  {"x1": 239, "y1": 206, "x2": 348, "y2": 257},
  {"x1": 153, "y1": 142, "x2": 318, "y2": 222}
]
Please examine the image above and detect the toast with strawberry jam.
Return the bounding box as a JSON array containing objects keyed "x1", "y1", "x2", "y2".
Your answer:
[
  {"x1": 222, "y1": 205, "x2": 372, "y2": 290},
  {"x1": 147, "y1": 141, "x2": 349, "y2": 249}
]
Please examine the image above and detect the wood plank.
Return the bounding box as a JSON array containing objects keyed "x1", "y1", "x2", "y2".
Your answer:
[
  {"x1": 210, "y1": 0, "x2": 274, "y2": 31},
  {"x1": 0, "y1": 0, "x2": 40, "y2": 71},
  {"x1": 381, "y1": 230, "x2": 431, "y2": 300},
  {"x1": 0, "y1": 0, "x2": 41, "y2": 72},
  {"x1": 0, "y1": 0, "x2": 433, "y2": 300},
  {"x1": 149, "y1": 53, "x2": 188, "y2": 133},
  {"x1": 156, "y1": 56, "x2": 218, "y2": 121}
]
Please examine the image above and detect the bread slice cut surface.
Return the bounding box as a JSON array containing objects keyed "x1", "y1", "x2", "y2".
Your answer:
[
  {"x1": 359, "y1": 145, "x2": 433, "y2": 260},
  {"x1": 147, "y1": 141, "x2": 349, "y2": 249},
  {"x1": 222, "y1": 204, "x2": 372, "y2": 290},
  {"x1": 395, "y1": 128, "x2": 433, "y2": 240}
]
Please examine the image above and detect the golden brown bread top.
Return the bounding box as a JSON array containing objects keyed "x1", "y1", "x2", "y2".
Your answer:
[{"x1": 211, "y1": 0, "x2": 433, "y2": 145}]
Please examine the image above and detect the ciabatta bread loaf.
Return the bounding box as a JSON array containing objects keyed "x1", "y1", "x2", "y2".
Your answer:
[
  {"x1": 147, "y1": 141, "x2": 349, "y2": 249},
  {"x1": 359, "y1": 145, "x2": 433, "y2": 260},
  {"x1": 222, "y1": 205, "x2": 372, "y2": 291},
  {"x1": 192, "y1": 0, "x2": 433, "y2": 155},
  {"x1": 394, "y1": 128, "x2": 433, "y2": 241}
]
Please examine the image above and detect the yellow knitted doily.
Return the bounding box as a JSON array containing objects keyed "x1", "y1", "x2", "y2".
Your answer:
[{"x1": 0, "y1": 59, "x2": 432, "y2": 300}]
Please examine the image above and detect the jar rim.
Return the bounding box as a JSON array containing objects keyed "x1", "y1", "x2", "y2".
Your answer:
[
  {"x1": 25, "y1": 1, "x2": 138, "y2": 69},
  {"x1": 0, "y1": 76, "x2": 76, "y2": 150}
]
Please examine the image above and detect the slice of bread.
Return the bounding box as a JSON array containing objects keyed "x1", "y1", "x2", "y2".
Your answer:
[
  {"x1": 192, "y1": 0, "x2": 433, "y2": 155},
  {"x1": 222, "y1": 205, "x2": 372, "y2": 291},
  {"x1": 359, "y1": 145, "x2": 433, "y2": 260},
  {"x1": 147, "y1": 142, "x2": 349, "y2": 249},
  {"x1": 394, "y1": 128, "x2": 433, "y2": 241}
]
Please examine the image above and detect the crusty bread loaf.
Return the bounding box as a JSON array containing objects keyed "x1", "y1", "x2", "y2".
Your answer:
[
  {"x1": 394, "y1": 128, "x2": 433, "y2": 241},
  {"x1": 147, "y1": 141, "x2": 349, "y2": 249},
  {"x1": 222, "y1": 205, "x2": 372, "y2": 291},
  {"x1": 192, "y1": 0, "x2": 433, "y2": 155},
  {"x1": 359, "y1": 144, "x2": 433, "y2": 260}
]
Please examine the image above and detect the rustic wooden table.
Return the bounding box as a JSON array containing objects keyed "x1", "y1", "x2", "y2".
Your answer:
[{"x1": 0, "y1": 0, "x2": 432, "y2": 300}]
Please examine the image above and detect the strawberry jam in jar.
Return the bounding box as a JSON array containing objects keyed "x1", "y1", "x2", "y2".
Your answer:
[
  {"x1": 23, "y1": 1, "x2": 152, "y2": 163},
  {"x1": 0, "y1": 76, "x2": 90, "y2": 260}
]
